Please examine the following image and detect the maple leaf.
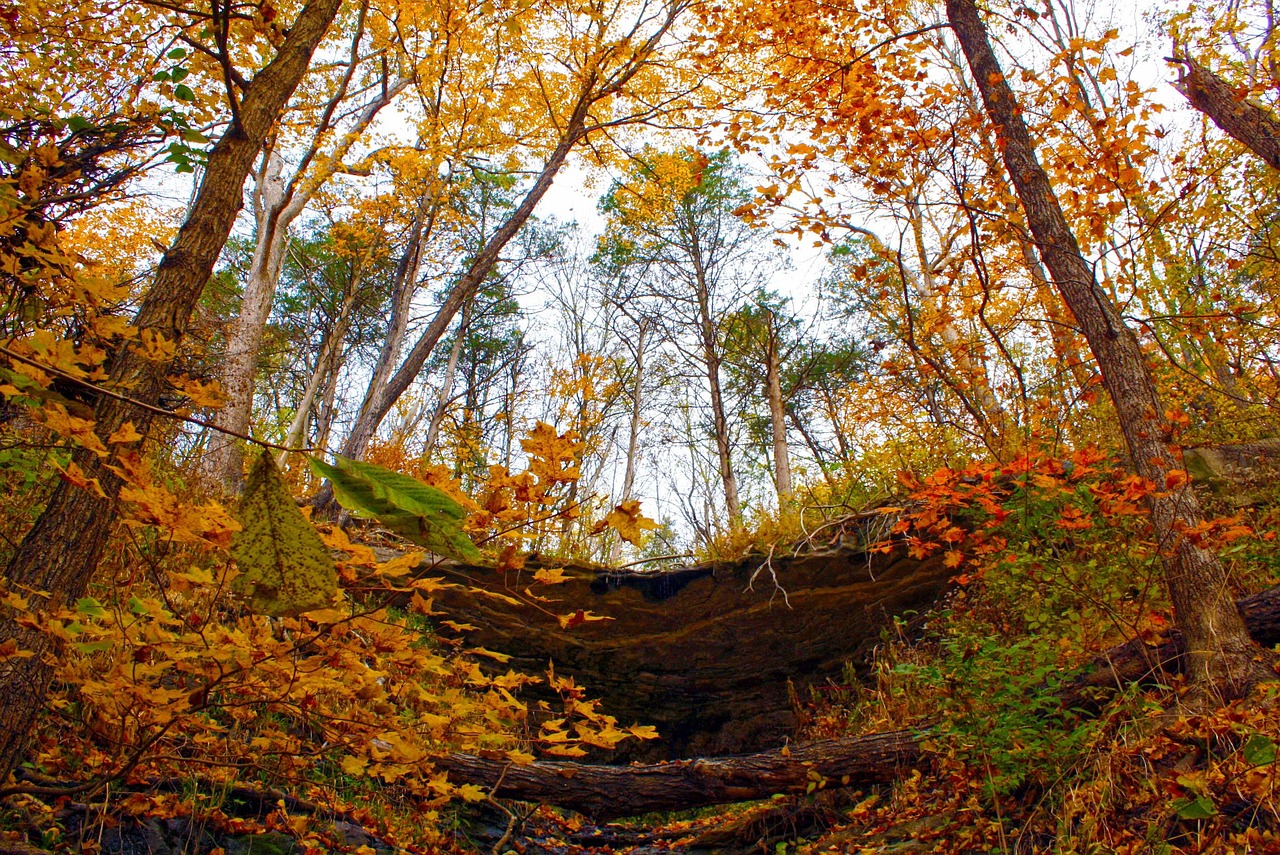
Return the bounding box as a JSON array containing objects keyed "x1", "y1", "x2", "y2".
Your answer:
[
  {"x1": 533, "y1": 566, "x2": 573, "y2": 585},
  {"x1": 231, "y1": 450, "x2": 338, "y2": 617},
  {"x1": 557, "y1": 609, "x2": 613, "y2": 630},
  {"x1": 591, "y1": 499, "x2": 660, "y2": 545},
  {"x1": 107, "y1": 422, "x2": 143, "y2": 444},
  {"x1": 520, "y1": 421, "x2": 584, "y2": 484}
]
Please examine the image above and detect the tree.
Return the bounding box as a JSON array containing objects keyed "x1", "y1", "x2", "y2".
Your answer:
[
  {"x1": 598, "y1": 149, "x2": 778, "y2": 527},
  {"x1": 329, "y1": 0, "x2": 695, "y2": 469},
  {"x1": 945, "y1": 0, "x2": 1267, "y2": 701},
  {"x1": 204, "y1": 0, "x2": 409, "y2": 491},
  {"x1": 0, "y1": 0, "x2": 344, "y2": 781},
  {"x1": 722, "y1": 291, "x2": 802, "y2": 501}
]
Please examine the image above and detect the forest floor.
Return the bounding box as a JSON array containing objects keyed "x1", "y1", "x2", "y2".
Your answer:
[{"x1": 4, "y1": 449, "x2": 1280, "y2": 855}]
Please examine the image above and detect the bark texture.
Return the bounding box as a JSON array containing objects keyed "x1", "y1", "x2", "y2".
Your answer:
[
  {"x1": 439, "y1": 730, "x2": 921, "y2": 819},
  {"x1": 946, "y1": 0, "x2": 1265, "y2": 700},
  {"x1": 0, "y1": 0, "x2": 343, "y2": 783},
  {"x1": 1173, "y1": 57, "x2": 1280, "y2": 171}
]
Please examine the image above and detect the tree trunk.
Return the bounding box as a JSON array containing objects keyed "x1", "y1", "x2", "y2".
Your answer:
[
  {"x1": 764, "y1": 312, "x2": 792, "y2": 500},
  {"x1": 0, "y1": 0, "x2": 343, "y2": 784},
  {"x1": 439, "y1": 731, "x2": 921, "y2": 819},
  {"x1": 947, "y1": 0, "x2": 1266, "y2": 700},
  {"x1": 207, "y1": 149, "x2": 290, "y2": 487},
  {"x1": 421, "y1": 298, "x2": 472, "y2": 461},
  {"x1": 690, "y1": 260, "x2": 740, "y2": 525},
  {"x1": 1172, "y1": 56, "x2": 1280, "y2": 171},
  {"x1": 276, "y1": 276, "x2": 361, "y2": 467},
  {"x1": 610, "y1": 321, "x2": 648, "y2": 563},
  {"x1": 337, "y1": 117, "x2": 587, "y2": 464}
]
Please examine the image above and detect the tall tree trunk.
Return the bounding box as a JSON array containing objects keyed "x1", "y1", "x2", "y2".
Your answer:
[
  {"x1": 947, "y1": 0, "x2": 1266, "y2": 700},
  {"x1": 276, "y1": 276, "x2": 361, "y2": 467},
  {"x1": 610, "y1": 322, "x2": 649, "y2": 563},
  {"x1": 764, "y1": 312, "x2": 792, "y2": 500},
  {"x1": 207, "y1": 148, "x2": 289, "y2": 486},
  {"x1": 693, "y1": 271, "x2": 740, "y2": 525},
  {"x1": 206, "y1": 41, "x2": 406, "y2": 492},
  {"x1": 1172, "y1": 56, "x2": 1280, "y2": 171},
  {"x1": 0, "y1": 0, "x2": 343, "y2": 783},
  {"x1": 422, "y1": 298, "x2": 472, "y2": 461}
]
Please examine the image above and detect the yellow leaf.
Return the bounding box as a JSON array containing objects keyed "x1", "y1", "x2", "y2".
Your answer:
[
  {"x1": 340, "y1": 755, "x2": 368, "y2": 776},
  {"x1": 595, "y1": 499, "x2": 659, "y2": 546},
  {"x1": 470, "y1": 647, "x2": 512, "y2": 663},
  {"x1": 532, "y1": 566, "x2": 572, "y2": 585},
  {"x1": 557, "y1": 609, "x2": 613, "y2": 630},
  {"x1": 458, "y1": 784, "x2": 487, "y2": 803},
  {"x1": 107, "y1": 422, "x2": 143, "y2": 444},
  {"x1": 376, "y1": 551, "x2": 424, "y2": 578}
]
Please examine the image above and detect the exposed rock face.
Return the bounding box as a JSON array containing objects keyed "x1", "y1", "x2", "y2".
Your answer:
[
  {"x1": 1184, "y1": 439, "x2": 1280, "y2": 507},
  {"x1": 420, "y1": 542, "x2": 953, "y2": 760}
]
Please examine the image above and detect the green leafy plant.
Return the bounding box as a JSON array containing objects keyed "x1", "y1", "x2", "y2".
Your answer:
[{"x1": 308, "y1": 454, "x2": 482, "y2": 561}]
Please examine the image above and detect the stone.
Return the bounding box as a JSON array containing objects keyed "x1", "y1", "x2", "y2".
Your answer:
[{"x1": 417, "y1": 536, "x2": 953, "y2": 760}]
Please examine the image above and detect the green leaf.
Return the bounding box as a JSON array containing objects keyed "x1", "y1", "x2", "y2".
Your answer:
[
  {"x1": 167, "y1": 47, "x2": 187, "y2": 60},
  {"x1": 75, "y1": 597, "x2": 106, "y2": 619},
  {"x1": 232, "y1": 450, "x2": 338, "y2": 617},
  {"x1": 307, "y1": 455, "x2": 482, "y2": 562},
  {"x1": 1172, "y1": 794, "x2": 1217, "y2": 820},
  {"x1": 173, "y1": 84, "x2": 195, "y2": 102},
  {"x1": 1242, "y1": 734, "x2": 1277, "y2": 767},
  {"x1": 65, "y1": 115, "x2": 92, "y2": 133},
  {"x1": 170, "y1": 67, "x2": 189, "y2": 84},
  {"x1": 74, "y1": 640, "x2": 115, "y2": 654}
]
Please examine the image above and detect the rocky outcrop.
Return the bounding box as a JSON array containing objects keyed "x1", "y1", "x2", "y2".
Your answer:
[{"x1": 417, "y1": 539, "x2": 954, "y2": 760}]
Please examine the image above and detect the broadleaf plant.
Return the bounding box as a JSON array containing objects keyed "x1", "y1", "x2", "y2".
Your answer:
[
  {"x1": 232, "y1": 450, "x2": 338, "y2": 616},
  {"x1": 308, "y1": 454, "x2": 483, "y2": 562}
]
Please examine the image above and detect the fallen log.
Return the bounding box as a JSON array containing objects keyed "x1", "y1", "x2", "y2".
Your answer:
[
  {"x1": 441, "y1": 583, "x2": 1280, "y2": 818},
  {"x1": 1061, "y1": 582, "x2": 1280, "y2": 706},
  {"x1": 438, "y1": 730, "x2": 921, "y2": 820}
]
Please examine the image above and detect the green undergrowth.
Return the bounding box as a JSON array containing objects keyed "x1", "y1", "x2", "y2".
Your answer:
[{"x1": 780, "y1": 450, "x2": 1280, "y2": 853}]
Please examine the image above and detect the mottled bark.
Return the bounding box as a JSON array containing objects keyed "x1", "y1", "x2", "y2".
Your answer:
[
  {"x1": 1173, "y1": 56, "x2": 1280, "y2": 171},
  {"x1": 947, "y1": 0, "x2": 1265, "y2": 700},
  {"x1": 0, "y1": 0, "x2": 344, "y2": 783}
]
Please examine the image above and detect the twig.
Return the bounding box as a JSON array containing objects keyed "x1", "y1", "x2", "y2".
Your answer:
[
  {"x1": 487, "y1": 763, "x2": 517, "y2": 855},
  {"x1": 614, "y1": 553, "x2": 696, "y2": 570},
  {"x1": 0, "y1": 344, "x2": 313, "y2": 455}
]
